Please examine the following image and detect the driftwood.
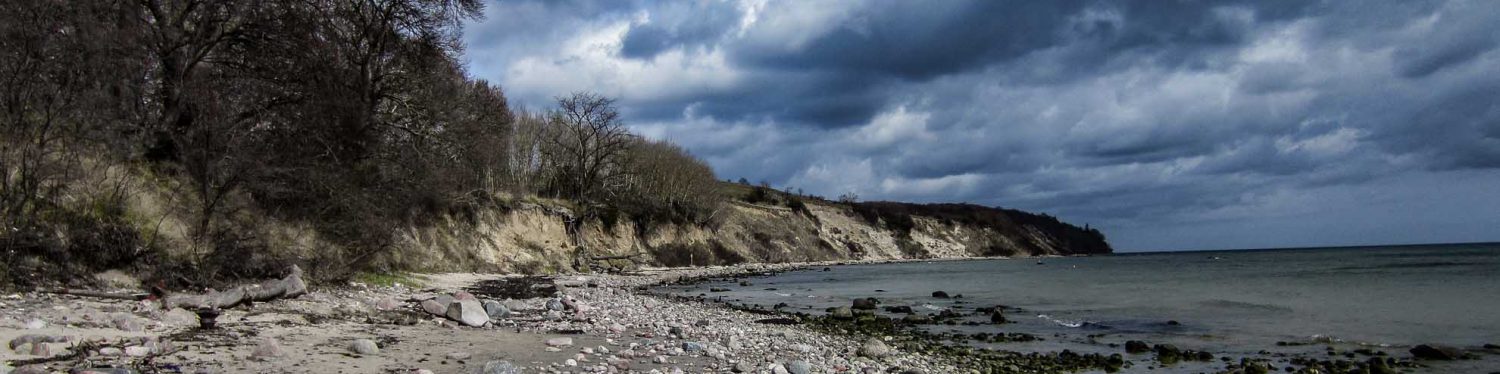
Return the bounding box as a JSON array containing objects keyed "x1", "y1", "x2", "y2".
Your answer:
[{"x1": 159, "y1": 265, "x2": 307, "y2": 310}]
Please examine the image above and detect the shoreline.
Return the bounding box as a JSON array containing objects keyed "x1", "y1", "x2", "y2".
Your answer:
[
  {"x1": 1, "y1": 256, "x2": 1490, "y2": 373},
  {"x1": 0, "y1": 261, "x2": 964, "y2": 374}
]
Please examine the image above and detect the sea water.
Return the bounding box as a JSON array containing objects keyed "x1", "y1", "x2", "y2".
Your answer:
[{"x1": 658, "y1": 243, "x2": 1500, "y2": 372}]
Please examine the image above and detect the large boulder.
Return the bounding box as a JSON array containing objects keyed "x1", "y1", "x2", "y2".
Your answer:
[
  {"x1": 931, "y1": 291, "x2": 950, "y2": 298},
  {"x1": 851, "y1": 298, "x2": 878, "y2": 310},
  {"x1": 446, "y1": 299, "x2": 489, "y2": 327},
  {"x1": 1124, "y1": 340, "x2": 1151, "y2": 354}
]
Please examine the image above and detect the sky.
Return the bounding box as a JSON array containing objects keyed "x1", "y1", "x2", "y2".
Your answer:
[{"x1": 461, "y1": 0, "x2": 1500, "y2": 252}]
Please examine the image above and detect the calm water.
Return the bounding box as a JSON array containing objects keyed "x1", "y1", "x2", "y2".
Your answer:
[{"x1": 660, "y1": 243, "x2": 1500, "y2": 372}]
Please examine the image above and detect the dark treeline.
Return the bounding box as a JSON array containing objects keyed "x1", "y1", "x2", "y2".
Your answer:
[{"x1": 0, "y1": 0, "x2": 720, "y2": 287}]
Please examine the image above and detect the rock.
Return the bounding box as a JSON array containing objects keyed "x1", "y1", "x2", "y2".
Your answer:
[
  {"x1": 23, "y1": 319, "x2": 45, "y2": 330},
  {"x1": 415, "y1": 370, "x2": 435, "y2": 374},
  {"x1": 851, "y1": 298, "x2": 878, "y2": 310},
  {"x1": 453, "y1": 291, "x2": 476, "y2": 301},
  {"x1": 1124, "y1": 340, "x2": 1151, "y2": 354},
  {"x1": 653, "y1": 355, "x2": 669, "y2": 364},
  {"x1": 669, "y1": 326, "x2": 685, "y2": 336},
  {"x1": 1409, "y1": 344, "x2": 1464, "y2": 360},
  {"x1": 111, "y1": 315, "x2": 142, "y2": 332},
  {"x1": 900, "y1": 314, "x2": 931, "y2": 324},
  {"x1": 857, "y1": 338, "x2": 892, "y2": 358},
  {"x1": 98, "y1": 347, "x2": 124, "y2": 356},
  {"x1": 787, "y1": 360, "x2": 812, "y2": 374},
  {"x1": 421, "y1": 300, "x2": 447, "y2": 315},
  {"x1": 482, "y1": 300, "x2": 510, "y2": 320},
  {"x1": 251, "y1": 338, "x2": 285, "y2": 360},
  {"x1": 502, "y1": 299, "x2": 529, "y2": 312},
  {"x1": 545, "y1": 298, "x2": 565, "y2": 311},
  {"x1": 445, "y1": 299, "x2": 489, "y2": 327},
  {"x1": 1153, "y1": 344, "x2": 1181, "y2": 364},
  {"x1": 931, "y1": 291, "x2": 950, "y2": 299},
  {"x1": 477, "y1": 360, "x2": 520, "y2": 374},
  {"x1": 883, "y1": 305, "x2": 914, "y2": 314},
  {"x1": 348, "y1": 339, "x2": 380, "y2": 355},
  {"x1": 989, "y1": 311, "x2": 1006, "y2": 324},
  {"x1": 124, "y1": 346, "x2": 151, "y2": 357},
  {"x1": 733, "y1": 361, "x2": 753, "y2": 373},
  {"x1": 162, "y1": 308, "x2": 200, "y2": 326},
  {"x1": 682, "y1": 341, "x2": 705, "y2": 352},
  {"x1": 447, "y1": 352, "x2": 471, "y2": 360},
  {"x1": 545, "y1": 337, "x2": 574, "y2": 347},
  {"x1": 373, "y1": 297, "x2": 400, "y2": 311},
  {"x1": 564, "y1": 359, "x2": 577, "y2": 366},
  {"x1": 434, "y1": 295, "x2": 455, "y2": 307},
  {"x1": 828, "y1": 306, "x2": 854, "y2": 319}
]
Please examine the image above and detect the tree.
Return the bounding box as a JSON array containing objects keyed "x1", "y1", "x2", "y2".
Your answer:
[{"x1": 544, "y1": 92, "x2": 634, "y2": 201}]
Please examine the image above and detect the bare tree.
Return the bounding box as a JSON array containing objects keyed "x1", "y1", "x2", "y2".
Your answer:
[{"x1": 545, "y1": 92, "x2": 635, "y2": 201}]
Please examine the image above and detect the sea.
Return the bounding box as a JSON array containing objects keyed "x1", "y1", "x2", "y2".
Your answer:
[{"x1": 656, "y1": 243, "x2": 1500, "y2": 373}]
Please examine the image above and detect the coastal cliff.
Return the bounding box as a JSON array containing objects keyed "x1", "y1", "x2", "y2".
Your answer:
[{"x1": 385, "y1": 185, "x2": 1111, "y2": 274}]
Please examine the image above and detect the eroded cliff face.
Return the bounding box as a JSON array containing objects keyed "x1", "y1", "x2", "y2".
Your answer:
[{"x1": 388, "y1": 199, "x2": 1111, "y2": 274}]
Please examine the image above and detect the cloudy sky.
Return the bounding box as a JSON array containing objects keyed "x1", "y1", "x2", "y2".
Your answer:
[{"x1": 462, "y1": 0, "x2": 1500, "y2": 252}]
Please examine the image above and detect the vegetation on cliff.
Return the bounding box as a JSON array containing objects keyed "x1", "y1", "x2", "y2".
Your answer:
[{"x1": 0, "y1": 0, "x2": 1106, "y2": 289}]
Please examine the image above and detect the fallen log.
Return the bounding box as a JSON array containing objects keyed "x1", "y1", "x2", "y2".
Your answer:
[{"x1": 159, "y1": 265, "x2": 307, "y2": 310}]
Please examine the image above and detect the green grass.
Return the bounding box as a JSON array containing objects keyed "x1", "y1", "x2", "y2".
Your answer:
[{"x1": 352, "y1": 272, "x2": 425, "y2": 288}]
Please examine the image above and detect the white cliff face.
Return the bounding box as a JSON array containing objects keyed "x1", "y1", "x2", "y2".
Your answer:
[{"x1": 386, "y1": 198, "x2": 1101, "y2": 274}]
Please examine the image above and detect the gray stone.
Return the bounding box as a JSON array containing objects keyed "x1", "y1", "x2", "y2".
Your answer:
[
  {"x1": 421, "y1": 300, "x2": 447, "y2": 315},
  {"x1": 482, "y1": 300, "x2": 510, "y2": 320},
  {"x1": 124, "y1": 346, "x2": 151, "y2": 357},
  {"x1": 681, "y1": 341, "x2": 705, "y2": 352},
  {"x1": 787, "y1": 360, "x2": 812, "y2": 374},
  {"x1": 502, "y1": 299, "x2": 529, "y2": 312},
  {"x1": 476, "y1": 360, "x2": 520, "y2": 374},
  {"x1": 851, "y1": 298, "x2": 878, "y2": 310},
  {"x1": 348, "y1": 339, "x2": 380, "y2": 355},
  {"x1": 545, "y1": 298, "x2": 565, "y2": 311},
  {"x1": 857, "y1": 338, "x2": 892, "y2": 358},
  {"x1": 732, "y1": 362, "x2": 753, "y2": 373},
  {"x1": 98, "y1": 347, "x2": 124, "y2": 356},
  {"x1": 446, "y1": 299, "x2": 489, "y2": 327},
  {"x1": 251, "y1": 338, "x2": 286, "y2": 360},
  {"x1": 545, "y1": 337, "x2": 573, "y2": 347}
]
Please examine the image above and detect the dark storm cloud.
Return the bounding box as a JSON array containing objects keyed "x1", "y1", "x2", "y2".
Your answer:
[{"x1": 465, "y1": 0, "x2": 1500, "y2": 251}]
